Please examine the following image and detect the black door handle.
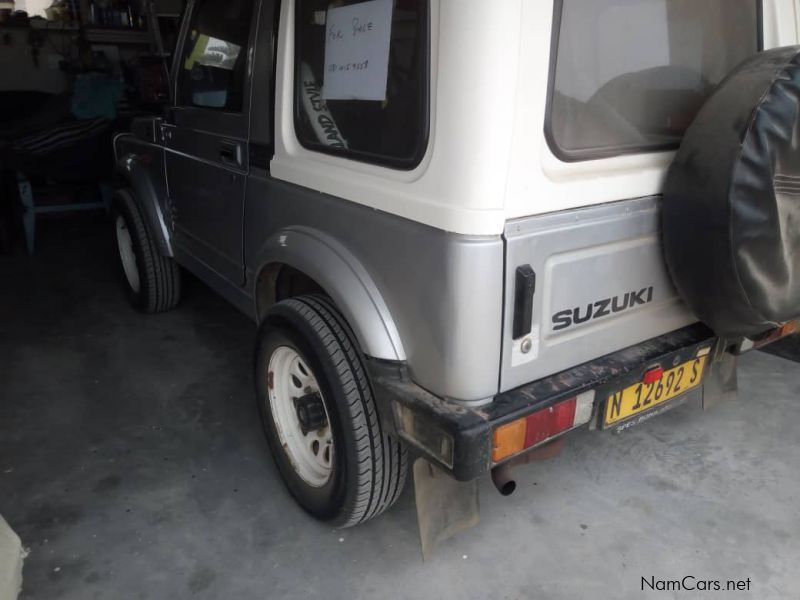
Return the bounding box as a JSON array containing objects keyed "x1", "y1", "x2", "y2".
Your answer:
[
  {"x1": 512, "y1": 265, "x2": 536, "y2": 339},
  {"x1": 219, "y1": 143, "x2": 240, "y2": 165}
]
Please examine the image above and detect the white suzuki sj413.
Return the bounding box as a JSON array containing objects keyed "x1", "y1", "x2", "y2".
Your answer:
[{"x1": 113, "y1": 0, "x2": 800, "y2": 545}]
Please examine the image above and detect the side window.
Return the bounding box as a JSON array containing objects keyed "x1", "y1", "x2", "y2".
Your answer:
[
  {"x1": 177, "y1": 0, "x2": 254, "y2": 112},
  {"x1": 294, "y1": 0, "x2": 429, "y2": 169}
]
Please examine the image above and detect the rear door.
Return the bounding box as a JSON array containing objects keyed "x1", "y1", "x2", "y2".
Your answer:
[
  {"x1": 501, "y1": 198, "x2": 697, "y2": 393},
  {"x1": 498, "y1": 0, "x2": 763, "y2": 393},
  {"x1": 163, "y1": 0, "x2": 257, "y2": 283}
]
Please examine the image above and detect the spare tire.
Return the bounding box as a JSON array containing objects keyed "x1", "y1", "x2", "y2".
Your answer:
[{"x1": 663, "y1": 46, "x2": 800, "y2": 339}]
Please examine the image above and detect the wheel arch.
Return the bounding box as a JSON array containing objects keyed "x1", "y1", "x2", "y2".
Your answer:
[
  {"x1": 252, "y1": 227, "x2": 406, "y2": 362},
  {"x1": 115, "y1": 134, "x2": 173, "y2": 257}
]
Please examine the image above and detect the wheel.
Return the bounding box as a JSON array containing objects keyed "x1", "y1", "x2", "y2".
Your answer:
[
  {"x1": 112, "y1": 189, "x2": 181, "y2": 314},
  {"x1": 255, "y1": 295, "x2": 408, "y2": 527}
]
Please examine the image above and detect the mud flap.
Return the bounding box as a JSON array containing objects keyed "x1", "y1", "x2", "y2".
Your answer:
[
  {"x1": 413, "y1": 458, "x2": 479, "y2": 560},
  {"x1": 703, "y1": 348, "x2": 738, "y2": 410}
]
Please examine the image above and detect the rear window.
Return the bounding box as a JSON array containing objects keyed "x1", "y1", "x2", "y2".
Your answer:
[
  {"x1": 294, "y1": 0, "x2": 429, "y2": 169},
  {"x1": 548, "y1": 0, "x2": 760, "y2": 160}
]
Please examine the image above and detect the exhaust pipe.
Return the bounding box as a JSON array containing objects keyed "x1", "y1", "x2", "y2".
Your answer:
[
  {"x1": 490, "y1": 438, "x2": 566, "y2": 496},
  {"x1": 491, "y1": 464, "x2": 517, "y2": 496}
]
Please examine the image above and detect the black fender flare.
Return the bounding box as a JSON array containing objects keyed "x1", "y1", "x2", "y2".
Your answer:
[{"x1": 114, "y1": 135, "x2": 173, "y2": 257}]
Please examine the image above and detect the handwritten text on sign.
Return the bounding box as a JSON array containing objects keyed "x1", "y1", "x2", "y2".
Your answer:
[{"x1": 322, "y1": 0, "x2": 393, "y2": 101}]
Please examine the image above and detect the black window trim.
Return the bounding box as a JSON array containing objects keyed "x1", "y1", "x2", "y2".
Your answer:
[
  {"x1": 173, "y1": 0, "x2": 258, "y2": 115},
  {"x1": 291, "y1": 0, "x2": 431, "y2": 171},
  {"x1": 544, "y1": 0, "x2": 765, "y2": 163}
]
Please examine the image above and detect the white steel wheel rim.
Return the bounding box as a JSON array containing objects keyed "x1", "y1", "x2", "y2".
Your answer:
[
  {"x1": 267, "y1": 346, "x2": 333, "y2": 487},
  {"x1": 115, "y1": 215, "x2": 140, "y2": 294}
]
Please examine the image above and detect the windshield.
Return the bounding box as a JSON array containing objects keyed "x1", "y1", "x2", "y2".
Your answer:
[{"x1": 548, "y1": 0, "x2": 760, "y2": 160}]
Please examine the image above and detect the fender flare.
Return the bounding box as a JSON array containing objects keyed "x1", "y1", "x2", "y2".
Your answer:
[
  {"x1": 116, "y1": 149, "x2": 173, "y2": 257},
  {"x1": 253, "y1": 227, "x2": 406, "y2": 361}
]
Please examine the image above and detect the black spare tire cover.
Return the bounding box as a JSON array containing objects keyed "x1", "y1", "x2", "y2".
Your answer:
[{"x1": 663, "y1": 47, "x2": 800, "y2": 339}]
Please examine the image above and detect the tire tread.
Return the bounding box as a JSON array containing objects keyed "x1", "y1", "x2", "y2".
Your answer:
[
  {"x1": 114, "y1": 189, "x2": 180, "y2": 313},
  {"x1": 277, "y1": 295, "x2": 407, "y2": 527}
]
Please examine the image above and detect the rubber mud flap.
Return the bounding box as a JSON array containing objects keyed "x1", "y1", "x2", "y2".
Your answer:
[
  {"x1": 413, "y1": 458, "x2": 479, "y2": 560},
  {"x1": 663, "y1": 46, "x2": 800, "y2": 338}
]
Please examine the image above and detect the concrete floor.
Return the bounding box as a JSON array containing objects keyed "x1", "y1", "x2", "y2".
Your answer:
[{"x1": 1, "y1": 214, "x2": 799, "y2": 600}]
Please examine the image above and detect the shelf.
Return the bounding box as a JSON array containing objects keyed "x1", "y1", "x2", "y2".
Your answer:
[
  {"x1": 84, "y1": 27, "x2": 150, "y2": 44},
  {"x1": 11, "y1": 20, "x2": 152, "y2": 46},
  {"x1": 26, "y1": 20, "x2": 79, "y2": 31}
]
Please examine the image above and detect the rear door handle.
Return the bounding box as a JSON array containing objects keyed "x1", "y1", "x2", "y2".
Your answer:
[
  {"x1": 219, "y1": 142, "x2": 241, "y2": 166},
  {"x1": 512, "y1": 264, "x2": 536, "y2": 339}
]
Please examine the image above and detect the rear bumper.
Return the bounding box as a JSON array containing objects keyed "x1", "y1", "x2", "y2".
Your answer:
[{"x1": 370, "y1": 323, "x2": 717, "y2": 481}]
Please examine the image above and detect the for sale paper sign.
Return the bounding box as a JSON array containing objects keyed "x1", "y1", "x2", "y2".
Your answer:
[{"x1": 322, "y1": 0, "x2": 393, "y2": 101}]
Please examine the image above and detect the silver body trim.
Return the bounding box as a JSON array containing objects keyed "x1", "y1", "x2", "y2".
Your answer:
[
  {"x1": 116, "y1": 140, "x2": 696, "y2": 404},
  {"x1": 245, "y1": 175, "x2": 505, "y2": 402},
  {"x1": 253, "y1": 226, "x2": 406, "y2": 361}
]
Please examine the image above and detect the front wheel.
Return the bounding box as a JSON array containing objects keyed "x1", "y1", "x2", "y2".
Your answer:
[
  {"x1": 255, "y1": 295, "x2": 407, "y2": 527},
  {"x1": 112, "y1": 189, "x2": 181, "y2": 314}
]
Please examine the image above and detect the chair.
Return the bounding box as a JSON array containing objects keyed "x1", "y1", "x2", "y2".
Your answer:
[{"x1": 2, "y1": 116, "x2": 114, "y2": 254}]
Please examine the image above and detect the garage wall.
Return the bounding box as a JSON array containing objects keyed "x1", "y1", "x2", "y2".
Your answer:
[
  {"x1": 0, "y1": 27, "x2": 70, "y2": 93},
  {"x1": 15, "y1": 0, "x2": 50, "y2": 17}
]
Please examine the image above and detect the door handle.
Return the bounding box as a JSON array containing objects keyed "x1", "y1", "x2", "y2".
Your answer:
[{"x1": 219, "y1": 142, "x2": 241, "y2": 166}]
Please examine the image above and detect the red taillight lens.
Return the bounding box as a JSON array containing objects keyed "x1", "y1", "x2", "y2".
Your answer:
[
  {"x1": 643, "y1": 366, "x2": 664, "y2": 385},
  {"x1": 525, "y1": 397, "x2": 576, "y2": 447},
  {"x1": 492, "y1": 391, "x2": 595, "y2": 463}
]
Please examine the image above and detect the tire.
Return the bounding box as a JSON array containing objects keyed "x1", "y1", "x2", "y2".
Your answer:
[
  {"x1": 663, "y1": 47, "x2": 800, "y2": 338},
  {"x1": 112, "y1": 189, "x2": 181, "y2": 314},
  {"x1": 255, "y1": 295, "x2": 408, "y2": 527}
]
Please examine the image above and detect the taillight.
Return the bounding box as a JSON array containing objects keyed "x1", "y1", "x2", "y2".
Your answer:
[
  {"x1": 492, "y1": 391, "x2": 595, "y2": 463},
  {"x1": 738, "y1": 319, "x2": 799, "y2": 353},
  {"x1": 525, "y1": 397, "x2": 576, "y2": 447}
]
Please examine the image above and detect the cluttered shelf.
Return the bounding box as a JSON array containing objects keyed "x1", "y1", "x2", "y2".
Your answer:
[
  {"x1": 1, "y1": 0, "x2": 182, "y2": 48},
  {"x1": 84, "y1": 26, "x2": 150, "y2": 44},
  {"x1": 5, "y1": 21, "x2": 151, "y2": 44}
]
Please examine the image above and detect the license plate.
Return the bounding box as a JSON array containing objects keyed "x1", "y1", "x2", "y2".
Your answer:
[{"x1": 604, "y1": 356, "x2": 708, "y2": 426}]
